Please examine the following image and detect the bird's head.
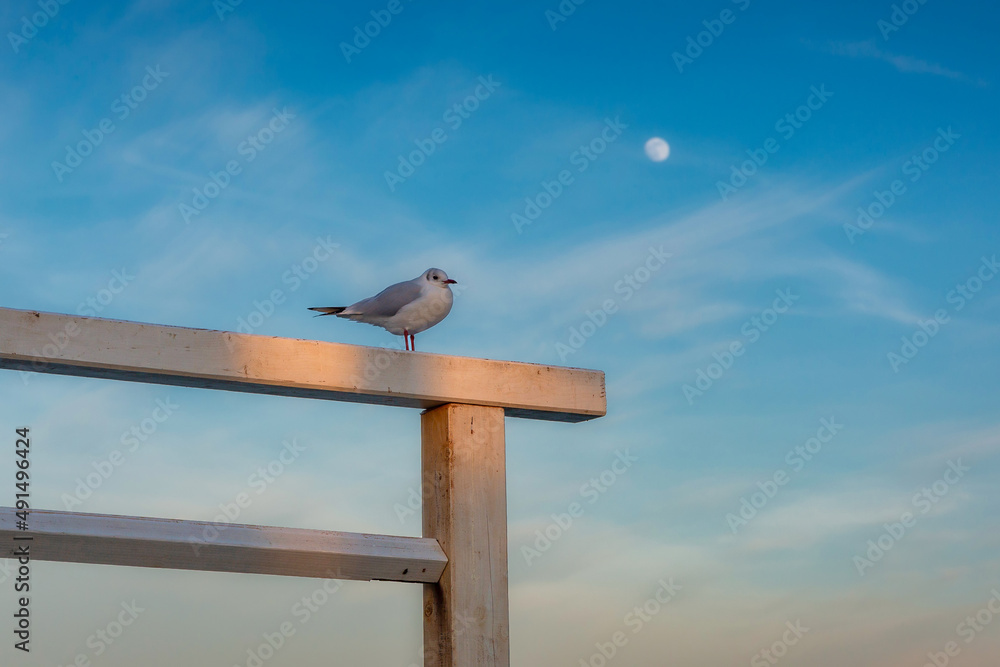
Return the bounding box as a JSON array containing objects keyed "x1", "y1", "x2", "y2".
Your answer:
[{"x1": 423, "y1": 268, "x2": 457, "y2": 287}]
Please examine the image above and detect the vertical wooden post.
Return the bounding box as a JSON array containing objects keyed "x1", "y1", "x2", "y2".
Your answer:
[{"x1": 422, "y1": 403, "x2": 510, "y2": 667}]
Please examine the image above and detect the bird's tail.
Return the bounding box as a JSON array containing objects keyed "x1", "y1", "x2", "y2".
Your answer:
[{"x1": 308, "y1": 307, "x2": 346, "y2": 317}]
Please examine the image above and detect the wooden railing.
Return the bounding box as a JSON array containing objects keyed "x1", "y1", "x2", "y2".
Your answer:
[{"x1": 0, "y1": 306, "x2": 606, "y2": 666}]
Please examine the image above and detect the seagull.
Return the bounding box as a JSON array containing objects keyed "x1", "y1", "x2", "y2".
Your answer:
[{"x1": 309, "y1": 268, "x2": 457, "y2": 351}]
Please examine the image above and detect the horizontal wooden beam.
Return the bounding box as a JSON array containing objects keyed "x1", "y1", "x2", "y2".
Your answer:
[
  {"x1": 0, "y1": 307, "x2": 605, "y2": 422},
  {"x1": 0, "y1": 508, "x2": 446, "y2": 583}
]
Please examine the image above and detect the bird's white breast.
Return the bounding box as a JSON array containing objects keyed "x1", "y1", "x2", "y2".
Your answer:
[{"x1": 384, "y1": 287, "x2": 453, "y2": 335}]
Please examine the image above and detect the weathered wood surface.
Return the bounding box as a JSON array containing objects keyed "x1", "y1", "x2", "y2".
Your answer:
[
  {"x1": 0, "y1": 508, "x2": 447, "y2": 583},
  {"x1": 0, "y1": 307, "x2": 606, "y2": 422},
  {"x1": 422, "y1": 404, "x2": 510, "y2": 667}
]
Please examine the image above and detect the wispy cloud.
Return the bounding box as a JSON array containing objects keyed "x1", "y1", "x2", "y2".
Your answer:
[{"x1": 828, "y1": 40, "x2": 987, "y2": 86}]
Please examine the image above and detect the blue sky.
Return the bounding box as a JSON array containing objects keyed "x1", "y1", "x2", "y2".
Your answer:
[{"x1": 1, "y1": 0, "x2": 999, "y2": 665}]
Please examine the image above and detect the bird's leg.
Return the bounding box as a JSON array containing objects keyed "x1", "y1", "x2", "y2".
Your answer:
[
  {"x1": 410, "y1": 334, "x2": 416, "y2": 351},
  {"x1": 404, "y1": 329, "x2": 410, "y2": 351}
]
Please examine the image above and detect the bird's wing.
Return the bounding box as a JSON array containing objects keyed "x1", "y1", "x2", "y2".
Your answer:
[{"x1": 347, "y1": 280, "x2": 423, "y2": 318}]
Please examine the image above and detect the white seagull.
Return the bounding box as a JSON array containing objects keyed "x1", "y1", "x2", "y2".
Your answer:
[{"x1": 309, "y1": 268, "x2": 457, "y2": 351}]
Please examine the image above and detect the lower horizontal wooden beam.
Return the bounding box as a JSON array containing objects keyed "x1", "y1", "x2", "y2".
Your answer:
[{"x1": 0, "y1": 508, "x2": 446, "y2": 583}]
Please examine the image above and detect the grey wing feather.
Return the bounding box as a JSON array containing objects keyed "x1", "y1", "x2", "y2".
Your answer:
[{"x1": 347, "y1": 281, "x2": 422, "y2": 317}]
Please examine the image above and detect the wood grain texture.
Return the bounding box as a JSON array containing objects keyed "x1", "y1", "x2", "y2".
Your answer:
[
  {"x1": 422, "y1": 404, "x2": 510, "y2": 667},
  {"x1": 0, "y1": 508, "x2": 447, "y2": 583},
  {"x1": 0, "y1": 307, "x2": 606, "y2": 422}
]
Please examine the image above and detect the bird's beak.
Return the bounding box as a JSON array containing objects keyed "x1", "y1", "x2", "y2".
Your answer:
[{"x1": 443, "y1": 279, "x2": 457, "y2": 284}]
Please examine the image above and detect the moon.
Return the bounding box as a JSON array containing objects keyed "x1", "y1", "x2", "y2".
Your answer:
[{"x1": 644, "y1": 137, "x2": 670, "y2": 162}]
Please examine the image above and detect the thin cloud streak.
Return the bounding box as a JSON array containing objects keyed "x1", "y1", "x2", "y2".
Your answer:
[{"x1": 828, "y1": 40, "x2": 988, "y2": 86}]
